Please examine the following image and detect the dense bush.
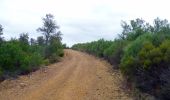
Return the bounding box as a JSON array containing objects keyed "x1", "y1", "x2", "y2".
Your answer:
[
  {"x1": 0, "y1": 14, "x2": 64, "y2": 80},
  {"x1": 121, "y1": 36, "x2": 170, "y2": 99},
  {"x1": 72, "y1": 39, "x2": 113, "y2": 57},
  {"x1": 0, "y1": 35, "x2": 63, "y2": 79},
  {"x1": 72, "y1": 39, "x2": 127, "y2": 68},
  {"x1": 72, "y1": 18, "x2": 170, "y2": 99},
  {"x1": 103, "y1": 40, "x2": 128, "y2": 68},
  {"x1": 0, "y1": 40, "x2": 43, "y2": 77}
]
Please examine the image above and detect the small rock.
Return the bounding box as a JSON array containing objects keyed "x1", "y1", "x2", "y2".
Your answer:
[{"x1": 20, "y1": 83, "x2": 27, "y2": 88}]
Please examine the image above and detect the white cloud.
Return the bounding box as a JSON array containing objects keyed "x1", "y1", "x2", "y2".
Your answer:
[{"x1": 0, "y1": 0, "x2": 170, "y2": 46}]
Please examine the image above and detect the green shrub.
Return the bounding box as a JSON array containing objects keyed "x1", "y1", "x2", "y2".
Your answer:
[
  {"x1": 0, "y1": 15, "x2": 64, "y2": 79},
  {"x1": 0, "y1": 41, "x2": 23, "y2": 72},
  {"x1": 20, "y1": 53, "x2": 43, "y2": 74},
  {"x1": 103, "y1": 40, "x2": 128, "y2": 67},
  {"x1": 0, "y1": 40, "x2": 44, "y2": 75},
  {"x1": 0, "y1": 67, "x2": 3, "y2": 80},
  {"x1": 120, "y1": 56, "x2": 136, "y2": 77},
  {"x1": 43, "y1": 59, "x2": 50, "y2": 66},
  {"x1": 28, "y1": 53, "x2": 43, "y2": 68},
  {"x1": 72, "y1": 18, "x2": 170, "y2": 99},
  {"x1": 72, "y1": 39, "x2": 113, "y2": 57},
  {"x1": 49, "y1": 53, "x2": 59, "y2": 63},
  {"x1": 120, "y1": 34, "x2": 170, "y2": 98},
  {"x1": 160, "y1": 40, "x2": 170, "y2": 64},
  {"x1": 58, "y1": 49, "x2": 64, "y2": 57}
]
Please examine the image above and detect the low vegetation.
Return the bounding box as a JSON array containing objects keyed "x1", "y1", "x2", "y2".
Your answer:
[
  {"x1": 0, "y1": 14, "x2": 64, "y2": 80},
  {"x1": 72, "y1": 18, "x2": 170, "y2": 99}
]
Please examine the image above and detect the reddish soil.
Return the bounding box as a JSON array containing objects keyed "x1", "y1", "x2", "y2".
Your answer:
[{"x1": 0, "y1": 49, "x2": 132, "y2": 100}]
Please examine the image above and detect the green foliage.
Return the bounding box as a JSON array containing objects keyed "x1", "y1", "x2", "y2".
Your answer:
[
  {"x1": 0, "y1": 35, "x2": 63, "y2": 78},
  {"x1": 120, "y1": 34, "x2": 170, "y2": 99},
  {"x1": 103, "y1": 40, "x2": 128, "y2": 67},
  {"x1": 0, "y1": 14, "x2": 64, "y2": 80},
  {"x1": 30, "y1": 38, "x2": 37, "y2": 46},
  {"x1": 160, "y1": 40, "x2": 170, "y2": 64},
  {"x1": 0, "y1": 40, "x2": 43, "y2": 75},
  {"x1": 44, "y1": 34, "x2": 63, "y2": 61},
  {"x1": 19, "y1": 33, "x2": 29, "y2": 45},
  {"x1": 0, "y1": 40, "x2": 22, "y2": 71},
  {"x1": 72, "y1": 39, "x2": 113, "y2": 57},
  {"x1": 62, "y1": 43, "x2": 69, "y2": 49},
  {"x1": 37, "y1": 14, "x2": 63, "y2": 63},
  {"x1": 37, "y1": 14, "x2": 59, "y2": 45},
  {"x1": 37, "y1": 36, "x2": 45, "y2": 46},
  {"x1": 0, "y1": 24, "x2": 3, "y2": 35},
  {"x1": 0, "y1": 67, "x2": 3, "y2": 81},
  {"x1": 72, "y1": 18, "x2": 170, "y2": 99},
  {"x1": 43, "y1": 59, "x2": 50, "y2": 66},
  {"x1": 0, "y1": 24, "x2": 4, "y2": 43}
]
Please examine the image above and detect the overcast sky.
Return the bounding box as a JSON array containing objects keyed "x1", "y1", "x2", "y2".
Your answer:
[{"x1": 0, "y1": 0, "x2": 170, "y2": 46}]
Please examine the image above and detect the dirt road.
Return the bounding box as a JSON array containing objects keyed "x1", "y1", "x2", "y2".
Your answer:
[{"x1": 0, "y1": 49, "x2": 132, "y2": 100}]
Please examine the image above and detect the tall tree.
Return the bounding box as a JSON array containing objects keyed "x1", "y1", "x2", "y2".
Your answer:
[
  {"x1": 0, "y1": 24, "x2": 3, "y2": 35},
  {"x1": 50, "y1": 31, "x2": 62, "y2": 41},
  {"x1": 119, "y1": 21, "x2": 131, "y2": 40},
  {"x1": 130, "y1": 18, "x2": 145, "y2": 30},
  {"x1": 30, "y1": 38, "x2": 37, "y2": 45},
  {"x1": 37, "y1": 14, "x2": 59, "y2": 45},
  {"x1": 154, "y1": 18, "x2": 170, "y2": 33},
  {"x1": 0, "y1": 24, "x2": 4, "y2": 43},
  {"x1": 19, "y1": 33, "x2": 29, "y2": 45},
  {"x1": 37, "y1": 36, "x2": 45, "y2": 46}
]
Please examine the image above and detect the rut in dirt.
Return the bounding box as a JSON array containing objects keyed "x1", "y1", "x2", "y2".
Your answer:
[{"x1": 0, "y1": 49, "x2": 132, "y2": 100}]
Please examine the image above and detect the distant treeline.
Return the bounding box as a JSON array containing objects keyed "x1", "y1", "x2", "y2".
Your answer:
[
  {"x1": 0, "y1": 14, "x2": 65, "y2": 80},
  {"x1": 72, "y1": 18, "x2": 170, "y2": 99}
]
